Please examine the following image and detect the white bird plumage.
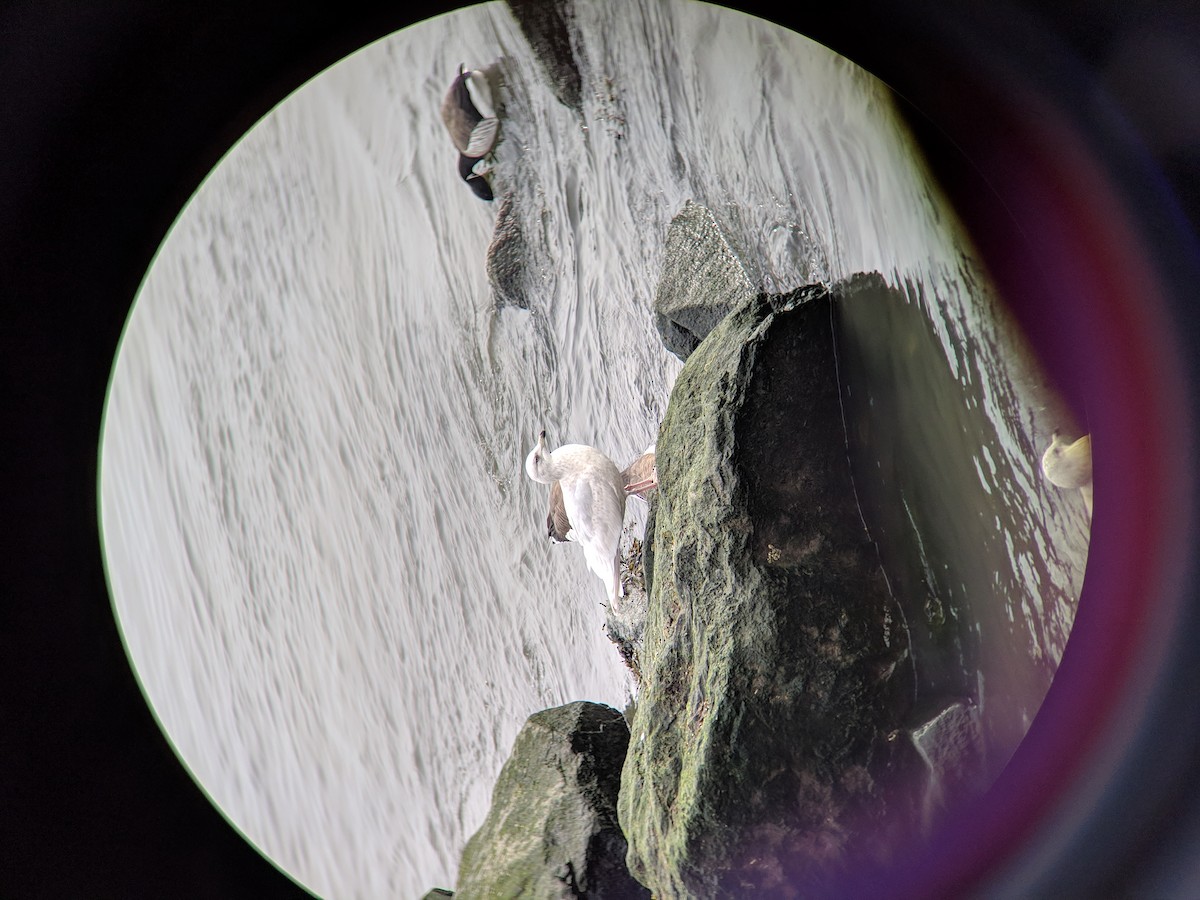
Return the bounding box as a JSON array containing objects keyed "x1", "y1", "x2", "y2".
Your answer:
[
  {"x1": 546, "y1": 442, "x2": 656, "y2": 543},
  {"x1": 1041, "y1": 430, "x2": 1093, "y2": 516},
  {"x1": 525, "y1": 431, "x2": 627, "y2": 606}
]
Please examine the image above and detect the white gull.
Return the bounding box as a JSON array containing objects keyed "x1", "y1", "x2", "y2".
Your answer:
[
  {"x1": 525, "y1": 431, "x2": 631, "y2": 606},
  {"x1": 546, "y1": 444, "x2": 657, "y2": 543},
  {"x1": 1041, "y1": 429, "x2": 1093, "y2": 516}
]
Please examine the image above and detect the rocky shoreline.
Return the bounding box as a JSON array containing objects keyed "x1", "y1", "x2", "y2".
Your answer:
[
  {"x1": 419, "y1": 2, "x2": 1079, "y2": 889},
  {"x1": 424, "y1": 197, "x2": 993, "y2": 897}
]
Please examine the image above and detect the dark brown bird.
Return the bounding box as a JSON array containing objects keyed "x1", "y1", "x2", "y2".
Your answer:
[
  {"x1": 441, "y1": 63, "x2": 500, "y2": 201},
  {"x1": 440, "y1": 64, "x2": 499, "y2": 158},
  {"x1": 546, "y1": 445, "x2": 657, "y2": 542}
]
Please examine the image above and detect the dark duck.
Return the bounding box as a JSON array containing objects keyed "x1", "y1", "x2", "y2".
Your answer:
[{"x1": 440, "y1": 64, "x2": 499, "y2": 201}]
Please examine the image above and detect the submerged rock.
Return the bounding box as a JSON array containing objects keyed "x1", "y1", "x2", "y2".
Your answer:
[
  {"x1": 619, "y1": 286, "x2": 923, "y2": 897},
  {"x1": 455, "y1": 701, "x2": 649, "y2": 899},
  {"x1": 504, "y1": 0, "x2": 584, "y2": 114},
  {"x1": 909, "y1": 698, "x2": 986, "y2": 827},
  {"x1": 653, "y1": 200, "x2": 756, "y2": 361},
  {"x1": 486, "y1": 194, "x2": 530, "y2": 309}
]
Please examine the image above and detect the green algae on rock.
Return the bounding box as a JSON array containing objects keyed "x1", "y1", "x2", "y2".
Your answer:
[
  {"x1": 455, "y1": 701, "x2": 649, "y2": 899},
  {"x1": 619, "y1": 287, "x2": 923, "y2": 897}
]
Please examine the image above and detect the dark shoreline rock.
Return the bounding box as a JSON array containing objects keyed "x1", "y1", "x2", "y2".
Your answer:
[
  {"x1": 486, "y1": 194, "x2": 530, "y2": 309},
  {"x1": 453, "y1": 701, "x2": 649, "y2": 899},
  {"x1": 504, "y1": 0, "x2": 584, "y2": 114},
  {"x1": 619, "y1": 286, "x2": 924, "y2": 897}
]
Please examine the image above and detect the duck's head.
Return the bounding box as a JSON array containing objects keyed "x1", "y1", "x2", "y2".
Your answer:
[{"x1": 457, "y1": 154, "x2": 494, "y2": 201}]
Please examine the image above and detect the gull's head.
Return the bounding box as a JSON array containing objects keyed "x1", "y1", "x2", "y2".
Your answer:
[
  {"x1": 525, "y1": 430, "x2": 552, "y2": 483},
  {"x1": 1043, "y1": 429, "x2": 1071, "y2": 464},
  {"x1": 1042, "y1": 434, "x2": 1063, "y2": 472}
]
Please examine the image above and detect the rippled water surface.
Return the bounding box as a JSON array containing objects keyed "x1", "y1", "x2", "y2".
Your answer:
[{"x1": 99, "y1": 1, "x2": 1089, "y2": 895}]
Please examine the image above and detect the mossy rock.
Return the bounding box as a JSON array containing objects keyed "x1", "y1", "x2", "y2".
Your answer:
[
  {"x1": 619, "y1": 287, "x2": 922, "y2": 897},
  {"x1": 456, "y1": 701, "x2": 649, "y2": 899}
]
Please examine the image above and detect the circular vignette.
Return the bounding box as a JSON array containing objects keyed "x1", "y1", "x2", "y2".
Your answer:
[{"x1": 5, "y1": 1, "x2": 1200, "y2": 897}]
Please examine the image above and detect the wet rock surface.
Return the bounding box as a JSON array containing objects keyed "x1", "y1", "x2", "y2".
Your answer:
[
  {"x1": 606, "y1": 529, "x2": 651, "y2": 683},
  {"x1": 619, "y1": 286, "x2": 924, "y2": 897},
  {"x1": 486, "y1": 194, "x2": 530, "y2": 309},
  {"x1": 505, "y1": 0, "x2": 584, "y2": 114},
  {"x1": 454, "y1": 701, "x2": 649, "y2": 899},
  {"x1": 909, "y1": 698, "x2": 987, "y2": 827}
]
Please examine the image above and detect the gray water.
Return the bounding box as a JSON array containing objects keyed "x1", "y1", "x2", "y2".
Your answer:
[{"x1": 99, "y1": 2, "x2": 1089, "y2": 896}]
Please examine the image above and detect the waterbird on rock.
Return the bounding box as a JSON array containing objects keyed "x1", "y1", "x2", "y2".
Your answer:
[
  {"x1": 1041, "y1": 430, "x2": 1093, "y2": 516},
  {"x1": 526, "y1": 431, "x2": 629, "y2": 606},
  {"x1": 441, "y1": 64, "x2": 500, "y2": 200},
  {"x1": 546, "y1": 445, "x2": 657, "y2": 543}
]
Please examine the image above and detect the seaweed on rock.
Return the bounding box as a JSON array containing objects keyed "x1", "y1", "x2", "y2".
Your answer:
[{"x1": 619, "y1": 287, "x2": 924, "y2": 898}]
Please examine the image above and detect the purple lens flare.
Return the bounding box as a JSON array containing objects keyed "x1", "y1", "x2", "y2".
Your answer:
[{"x1": 837, "y1": 16, "x2": 1199, "y2": 896}]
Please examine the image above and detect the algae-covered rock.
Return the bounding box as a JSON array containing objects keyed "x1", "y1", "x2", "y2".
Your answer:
[
  {"x1": 653, "y1": 201, "x2": 756, "y2": 361},
  {"x1": 455, "y1": 701, "x2": 649, "y2": 899},
  {"x1": 619, "y1": 287, "x2": 922, "y2": 897}
]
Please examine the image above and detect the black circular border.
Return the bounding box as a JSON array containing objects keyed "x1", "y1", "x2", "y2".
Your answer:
[{"x1": 5, "y1": 1, "x2": 1200, "y2": 897}]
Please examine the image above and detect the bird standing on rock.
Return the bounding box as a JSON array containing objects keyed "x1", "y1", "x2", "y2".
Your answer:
[
  {"x1": 546, "y1": 445, "x2": 657, "y2": 543},
  {"x1": 526, "y1": 431, "x2": 631, "y2": 607}
]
